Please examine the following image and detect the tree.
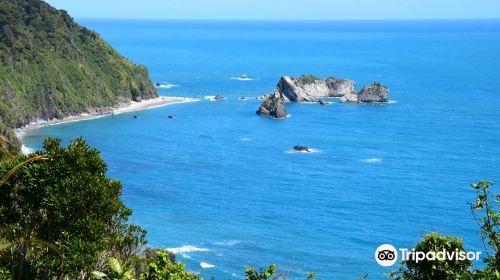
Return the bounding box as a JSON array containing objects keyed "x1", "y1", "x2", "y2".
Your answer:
[
  {"x1": 389, "y1": 233, "x2": 472, "y2": 279},
  {"x1": 468, "y1": 180, "x2": 500, "y2": 278},
  {"x1": 245, "y1": 264, "x2": 277, "y2": 280},
  {"x1": 139, "y1": 251, "x2": 201, "y2": 280},
  {"x1": 0, "y1": 137, "x2": 145, "y2": 279}
]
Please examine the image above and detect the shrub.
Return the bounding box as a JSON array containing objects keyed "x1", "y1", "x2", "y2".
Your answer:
[{"x1": 0, "y1": 137, "x2": 145, "y2": 279}]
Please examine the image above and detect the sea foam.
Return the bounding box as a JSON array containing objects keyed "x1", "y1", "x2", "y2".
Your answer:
[
  {"x1": 213, "y1": 240, "x2": 240, "y2": 246},
  {"x1": 156, "y1": 83, "x2": 178, "y2": 89},
  {"x1": 230, "y1": 75, "x2": 255, "y2": 81},
  {"x1": 166, "y1": 245, "x2": 209, "y2": 254},
  {"x1": 285, "y1": 148, "x2": 321, "y2": 154},
  {"x1": 200, "y1": 262, "x2": 215, "y2": 269},
  {"x1": 21, "y1": 145, "x2": 32, "y2": 155},
  {"x1": 361, "y1": 158, "x2": 383, "y2": 163}
]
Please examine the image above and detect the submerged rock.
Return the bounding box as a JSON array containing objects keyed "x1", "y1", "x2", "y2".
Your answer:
[
  {"x1": 340, "y1": 82, "x2": 389, "y2": 103},
  {"x1": 256, "y1": 94, "x2": 268, "y2": 100},
  {"x1": 272, "y1": 75, "x2": 356, "y2": 102},
  {"x1": 318, "y1": 99, "x2": 330, "y2": 105},
  {"x1": 256, "y1": 97, "x2": 287, "y2": 119},
  {"x1": 213, "y1": 95, "x2": 225, "y2": 100},
  {"x1": 293, "y1": 146, "x2": 311, "y2": 153}
]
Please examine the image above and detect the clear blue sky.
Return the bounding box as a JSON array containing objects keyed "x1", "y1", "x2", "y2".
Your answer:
[{"x1": 45, "y1": 0, "x2": 500, "y2": 20}]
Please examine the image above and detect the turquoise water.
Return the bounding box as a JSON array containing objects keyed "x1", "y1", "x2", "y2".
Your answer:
[{"x1": 22, "y1": 20, "x2": 500, "y2": 279}]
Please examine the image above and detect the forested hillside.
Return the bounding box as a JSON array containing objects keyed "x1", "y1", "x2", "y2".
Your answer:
[{"x1": 0, "y1": 0, "x2": 157, "y2": 158}]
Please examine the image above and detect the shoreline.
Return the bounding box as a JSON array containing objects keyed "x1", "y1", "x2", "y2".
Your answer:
[{"x1": 15, "y1": 96, "x2": 198, "y2": 138}]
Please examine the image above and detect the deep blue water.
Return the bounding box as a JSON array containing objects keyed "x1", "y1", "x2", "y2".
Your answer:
[{"x1": 21, "y1": 20, "x2": 500, "y2": 279}]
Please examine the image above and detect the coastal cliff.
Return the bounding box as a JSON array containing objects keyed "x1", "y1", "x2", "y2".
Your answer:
[{"x1": 0, "y1": 0, "x2": 158, "y2": 157}]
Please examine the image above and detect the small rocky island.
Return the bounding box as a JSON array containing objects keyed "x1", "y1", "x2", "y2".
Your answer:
[
  {"x1": 256, "y1": 75, "x2": 390, "y2": 118},
  {"x1": 293, "y1": 146, "x2": 311, "y2": 153},
  {"x1": 256, "y1": 97, "x2": 287, "y2": 119}
]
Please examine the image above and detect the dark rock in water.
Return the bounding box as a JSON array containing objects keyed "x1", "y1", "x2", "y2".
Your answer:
[
  {"x1": 256, "y1": 97, "x2": 287, "y2": 119},
  {"x1": 213, "y1": 95, "x2": 225, "y2": 100},
  {"x1": 156, "y1": 82, "x2": 161, "y2": 87},
  {"x1": 358, "y1": 82, "x2": 389, "y2": 102},
  {"x1": 256, "y1": 94, "x2": 268, "y2": 100},
  {"x1": 239, "y1": 97, "x2": 248, "y2": 101},
  {"x1": 272, "y1": 75, "x2": 356, "y2": 102},
  {"x1": 133, "y1": 115, "x2": 138, "y2": 119},
  {"x1": 340, "y1": 82, "x2": 389, "y2": 103},
  {"x1": 318, "y1": 99, "x2": 330, "y2": 105},
  {"x1": 293, "y1": 146, "x2": 311, "y2": 152},
  {"x1": 168, "y1": 115, "x2": 174, "y2": 119}
]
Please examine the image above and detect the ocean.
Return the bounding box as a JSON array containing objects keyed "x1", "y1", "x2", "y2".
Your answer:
[{"x1": 21, "y1": 20, "x2": 500, "y2": 279}]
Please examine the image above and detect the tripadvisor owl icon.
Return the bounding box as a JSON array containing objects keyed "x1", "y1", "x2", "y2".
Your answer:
[{"x1": 375, "y1": 244, "x2": 398, "y2": 266}]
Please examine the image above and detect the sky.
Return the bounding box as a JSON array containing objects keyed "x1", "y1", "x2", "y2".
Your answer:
[{"x1": 45, "y1": 0, "x2": 500, "y2": 20}]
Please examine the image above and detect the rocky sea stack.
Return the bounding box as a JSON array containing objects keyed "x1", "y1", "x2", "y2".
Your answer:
[
  {"x1": 256, "y1": 74, "x2": 390, "y2": 119},
  {"x1": 271, "y1": 75, "x2": 389, "y2": 103},
  {"x1": 272, "y1": 75, "x2": 356, "y2": 102},
  {"x1": 256, "y1": 97, "x2": 287, "y2": 119},
  {"x1": 340, "y1": 82, "x2": 389, "y2": 103}
]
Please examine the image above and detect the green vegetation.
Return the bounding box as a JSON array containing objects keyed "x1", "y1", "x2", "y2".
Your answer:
[
  {"x1": 0, "y1": 0, "x2": 157, "y2": 157},
  {"x1": 0, "y1": 123, "x2": 20, "y2": 160},
  {"x1": 389, "y1": 180, "x2": 500, "y2": 280},
  {"x1": 0, "y1": 138, "x2": 146, "y2": 279},
  {"x1": 388, "y1": 233, "x2": 472, "y2": 279},
  {"x1": 297, "y1": 75, "x2": 319, "y2": 85}
]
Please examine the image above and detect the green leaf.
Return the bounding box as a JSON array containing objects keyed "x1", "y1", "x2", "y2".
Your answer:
[
  {"x1": 123, "y1": 269, "x2": 135, "y2": 280},
  {"x1": 91, "y1": 271, "x2": 107, "y2": 279},
  {"x1": 109, "y1": 257, "x2": 122, "y2": 274}
]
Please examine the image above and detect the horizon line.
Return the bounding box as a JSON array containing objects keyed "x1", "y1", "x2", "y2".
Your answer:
[{"x1": 73, "y1": 17, "x2": 500, "y2": 22}]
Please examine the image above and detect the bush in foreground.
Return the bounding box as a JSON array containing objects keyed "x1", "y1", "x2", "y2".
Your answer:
[{"x1": 0, "y1": 138, "x2": 145, "y2": 279}]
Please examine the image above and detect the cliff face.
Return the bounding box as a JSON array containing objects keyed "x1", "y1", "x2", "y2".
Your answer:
[
  {"x1": 272, "y1": 75, "x2": 356, "y2": 102},
  {"x1": 0, "y1": 0, "x2": 158, "y2": 157}
]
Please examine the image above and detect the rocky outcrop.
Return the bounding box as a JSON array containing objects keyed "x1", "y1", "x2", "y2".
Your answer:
[
  {"x1": 293, "y1": 146, "x2": 311, "y2": 153},
  {"x1": 256, "y1": 97, "x2": 287, "y2": 119},
  {"x1": 325, "y1": 77, "x2": 357, "y2": 97},
  {"x1": 340, "y1": 82, "x2": 389, "y2": 103},
  {"x1": 272, "y1": 75, "x2": 356, "y2": 102},
  {"x1": 257, "y1": 75, "x2": 390, "y2": 120}
]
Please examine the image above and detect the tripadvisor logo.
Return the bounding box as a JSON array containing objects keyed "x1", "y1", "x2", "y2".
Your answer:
[{"x1": 374, "y1": 244, "x2": 482, "y2": 267}]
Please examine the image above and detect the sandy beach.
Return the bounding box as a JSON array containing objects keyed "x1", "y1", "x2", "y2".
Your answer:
[{"x1": 15, "y1": 96, "x2": 198, "y2": 137}]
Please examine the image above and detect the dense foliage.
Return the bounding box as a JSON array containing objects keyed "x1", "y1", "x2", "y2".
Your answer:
[
  {"x1": 0, "y1": 0, "x2": 157, "y2": 156},
  {"x1": 389, "y1": 233, "x2": 472, "y2": 279},
  {"x1": 0, "y1": 138, "x2": 146, "y2": 279},
  {"x1": 0, "y1": 123, "x2": 20, "y2": 160}
]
